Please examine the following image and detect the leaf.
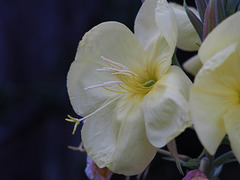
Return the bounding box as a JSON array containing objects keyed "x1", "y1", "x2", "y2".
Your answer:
[
  {"x1": 222, "y1": 158, "x2": 238, "y2": 164},
  {"x1": 182, "y1": 159, "x2": 201, "y2": 169},
  {"x1": 203, "y1": 0, "x2": 216, "y2": 40},
  {"x1": 184, "y1": 0, "x2": 203, "y2": 41},
  {"x1": 222, "y1": 0, "x2": 227, "y2": 8},
  {"x1": 215, "y1": 0, "x2": 226, "y2": 24},
  {"x1": 221, "y1": 135, "x2": 230, "y2": 145},
  {"x1": 213, "y1": 151, "x2": 235, "y2": 166},
  {"x1": 195, "y1": 0, "x2": 208, "y2": 22},
  {"x1": 226, "y1": 0, "x2": 240, "y2": 16}
]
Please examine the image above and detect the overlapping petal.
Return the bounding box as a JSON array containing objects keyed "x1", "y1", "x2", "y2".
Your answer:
[
  {"x1": 169, "y1": 3, "x2": 201, "y2": 51},
  {"x1": 183, "y1": 55, "x2": 202, "y2": 76},
  {"x1": 135, "y1": 0, "x2": 177, "y2": 78},
  {"x1": 82, "y1": 93, "x2": 157, "y2": 176},
  {"x1": 135, "y1": 0, "x2": 177, "y2": 51},
  {"x1": 141, "y1": 66, "x2": 192, "y2": 147},
  {"x1": 67, "y1": 22, "x2": 146, "y2": 116},
  {"x1": 190, "y1": 43, "x2": 240, "y2": 154},
  {"x1": 224, "y1": 105, "x2": 240, "y2": 163},
  {"x1": 199, "y1": 12, "x2": 240, "y2": 64},
  {"x1": 134, "y1": 0, "x2": 158, "y2": 50}
]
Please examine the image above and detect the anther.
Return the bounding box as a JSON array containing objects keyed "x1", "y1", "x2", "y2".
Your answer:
[{"x1": 100, "y1": 56, "x2": 128, "y2": 70}]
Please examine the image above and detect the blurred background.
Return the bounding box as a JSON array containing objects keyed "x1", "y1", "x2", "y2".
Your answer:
[{"x1": 0, "y1": 0, "x2": 239, "y2": 179}]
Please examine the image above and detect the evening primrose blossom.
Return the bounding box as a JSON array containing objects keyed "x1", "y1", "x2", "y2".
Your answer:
[
  {"x1": 67, "y1": 0, "x2": 192, "y2": 175},
  {"x1": 189, "y1": 12, "x2": 240, "y2": 162}
]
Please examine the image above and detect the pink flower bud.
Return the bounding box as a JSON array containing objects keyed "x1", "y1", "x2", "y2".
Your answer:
[
  {"x1": 85, "y1": 156, "x2": 113, "y2": 180},
  {"x1": 182, "y1": 169, "x2": 208, "y2": 180}
]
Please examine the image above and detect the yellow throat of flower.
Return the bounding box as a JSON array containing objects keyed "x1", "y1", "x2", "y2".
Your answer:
[
  {"x1": 84, "y1": 56, "x2": 155, "y2": 94},
  {"x1": 67, "y1": 56, "x2": 157, "y2": 134}
]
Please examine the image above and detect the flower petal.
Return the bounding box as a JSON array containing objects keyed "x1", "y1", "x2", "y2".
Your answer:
[
  {"x1": 169, "y1": 3, "x2": 201, "y2": 51},
  {"x1": 183, "y1": 54, "x2": 202, "y2": 76},
  {"x1": 142, "y1": 66, "x2": 192, "y2": 147},
  {"x1": 135, "y1": 0, "x2": 177, "y2": 51},
  {"x1": 134, "y1": 0, "x2": 177, "y2": 77},
  {"x1": 199, "y1": 11, "x2": 240, "y2": 64},
  {"x1": 82, "y1": 93, "x2": 157, "y2": 176},
  {"x1": 224, "y1": 105, "x2": 240, "y2": 163},
  {"x1": 67, "y1": 22, "x2": 146, "y2": 116},
  {"x1": 190, "y1": 43, "x2": 240, "y2": 155},
  {"x1": 135, "y1": 0, "x2": 158, "y2": 49}
]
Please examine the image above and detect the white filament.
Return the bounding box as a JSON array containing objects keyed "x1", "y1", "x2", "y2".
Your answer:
[
  {"x1": 75, "y1": 95, "x2": 122, "y2": 122},
  {"x1": 84, "y1": 56, "x2": 137, "y2": 91},
  {"x1": 84, "y1": 81, "x2": 124, "y2": 90}
]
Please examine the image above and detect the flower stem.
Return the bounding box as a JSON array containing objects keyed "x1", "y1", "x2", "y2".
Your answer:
[
  {"x1": 157, "y1": 148, "x2": 191, "y2": 161},
  {"x1": 204, "y1": 153, "x2": 215, "y2": 178}
]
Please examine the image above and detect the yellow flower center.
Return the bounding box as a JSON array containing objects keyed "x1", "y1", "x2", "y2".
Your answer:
[
  {"x1": 67, "y1": 56, "x2": 156, "y2": 134},
  {"x1": 85, "y1": 56, "x2": 155, "y2": 94}
]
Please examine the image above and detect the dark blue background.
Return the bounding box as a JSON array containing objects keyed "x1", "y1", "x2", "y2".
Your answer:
[{"x1": 0, "y1": 0, "x2": 239, "y2": 179}]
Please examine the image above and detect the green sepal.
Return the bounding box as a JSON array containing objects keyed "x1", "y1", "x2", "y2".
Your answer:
[
  {"x1": 203, "y1": 0, "x2": 216, "y2": 40},
  {"x1": 213, "y1": 151, "x2": 235, "y2": 166},
  {"x1": 172, "y1": 50, "x2": 181, "y2": 68},
  {"x1": 221, "y1": 135, "x2": 230, "y2": 145},
  {"x1": 215, "y1": 0, "x2": 226, "y2": 24},
  {"x1": 226, "y1": 0, "x2": 240, "y2": 16},
  {"x1": 182, "y1": 159, "x2": 201, "y2": 169},
  {"x1": 195, "y1": 0, "x2": 208, "y2": 22},
  {"x1": 184, "y1": 0, "x2": 203, "y2": 41}
]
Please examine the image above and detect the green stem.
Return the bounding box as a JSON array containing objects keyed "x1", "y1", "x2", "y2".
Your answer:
[
  {"x1": 204, "y1": 153, "x2": 215, "y2": 178},
  {"x1": 202, "y1": 151, "x2": 235, "y2": 179},
  {"x1": 157, "y1": 149, "x2": 191, "y2": 161}
]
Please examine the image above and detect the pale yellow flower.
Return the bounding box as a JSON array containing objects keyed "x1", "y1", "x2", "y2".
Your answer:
[
  {"x1": 67, "y1": 0, "x2": 192, "y2": 175},
  {"x1": 183, "y1": 54, "x2": 202, "y2": 76},
  {"x1": 189, "y1": 12, "x2": 240, "y2": 161}
]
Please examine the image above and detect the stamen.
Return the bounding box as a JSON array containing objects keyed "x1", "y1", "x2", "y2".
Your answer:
[
  {"x1": 66, "y1": 95, "x2": 122, "y2": 135},
  {"x1": 96, "y1": 67, "x2": 110, "y2": 72},
  {"x1": 65, "y1": 115, "x2": 82, "y2": 135},
  {"x1": 101, "y1": 56, "x2": 128, "y2": 70},
  {"x1": 112, "y1": 72, "x2": 132, "y2": 77},
  {"x1": 103, "y1": 87, "x2": 126, "y2": 93},
  {"x1": 86, "y1": 56, "x2": 154, "y2": 94},
  {"x1": 96, "y1": 67, "x2": 121, "y2": 73},
  {"x1": 112, "y1": 70, "x2": 138, "y2": 77},
  {"x1": 84, "y1": 81, "x2": 124, "y2": 90}
]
